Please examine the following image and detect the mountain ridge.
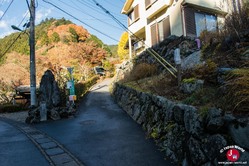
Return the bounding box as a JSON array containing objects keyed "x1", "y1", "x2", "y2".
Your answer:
[{"x1": 0, "y1": 18, "x2": 112, "y2": 85}]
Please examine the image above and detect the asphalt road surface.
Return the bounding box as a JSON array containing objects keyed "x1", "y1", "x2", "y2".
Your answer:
[
  {"x1": 0, "y1": 120, "x2": 49, "y2": 166},
  {"x1": 35, "y1": 79, "x2": 174, "y2": 166}
]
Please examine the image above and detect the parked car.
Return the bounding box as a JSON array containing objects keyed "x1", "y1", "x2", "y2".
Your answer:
[{"x1": 93, "y1": 66, "x2": 105, "y2": 76}]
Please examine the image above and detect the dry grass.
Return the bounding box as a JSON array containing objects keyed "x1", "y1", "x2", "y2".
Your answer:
[
  {"x1": 224, "y1": 68, "x2": 249, "y2": 112},
  {"x1": 121, "y1": 63, "x2": 158, "y2": 83}
]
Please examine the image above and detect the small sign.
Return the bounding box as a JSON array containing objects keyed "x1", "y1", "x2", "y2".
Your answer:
[
  {"x1": 67, "y1": 67, "x2": 74, "y2": 75},
  {"x1": 69, "y1": 80, "x2": 75, "y2": 95},
  {"x1": 69, "y1": 95, "x2": 77, "y2": 101},
  {"x1": 195, "y1": 38, "x2": 201, "y2": 49},
  {"x1": 174, "y1": 48, "x2": 181, "y2": 65},
  {"x1": 67, "y1": 81, "x2": 72, "y2": 89}
]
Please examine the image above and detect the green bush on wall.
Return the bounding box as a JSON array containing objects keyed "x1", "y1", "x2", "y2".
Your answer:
[
  {"x1": 75, "y1": 76, "x2": 99, "y2": 99},
  {"x1": 0, "y1": 104, "x2": 24, "y2": 113}
]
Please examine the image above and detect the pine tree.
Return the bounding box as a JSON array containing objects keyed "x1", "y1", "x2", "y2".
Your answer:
[{"x1": 50, "y1": 32, "x2": 60, "y2": 43}]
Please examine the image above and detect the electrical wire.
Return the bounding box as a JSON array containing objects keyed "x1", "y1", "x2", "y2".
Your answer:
[
  {"x1": 25, "y1": 0, "x2": 31, "y2": 15},
  {"x1": 18, "y1": 10, "x2": 29, "y2": 27},
  {"x1": 42, "y1": 0, "x2": 119, "y2": 42},
  {"x1": 58, "y1": 0, "x2": 123, "y2": 31},
  {"x1": 76, "y1": 0, "x2": 109, "y2": 16},
  {"x1": 0, "y1": 0, "x2": 14, "y2": 21},
  {"x1": 78, "y1": 0, "x2": 125, "y2": 20},
  {"x1": 92, "y1": 0, "x2": 131, "y2": 34},
  {"x1": 39, "y1": 3, "x2": 67, "y2": 17},
  {"x1": 0, "y1": 32, "x2": 25, "y2": 59},
  {"x1": 104, "y1": 0, "x2": 123, "y2": 9},
  {"x1": 0, "y1": 6, "x2": 30, "y2": 59},
  {"x1": 92, "y1": 0, "x2": 177, "y2": 77}
]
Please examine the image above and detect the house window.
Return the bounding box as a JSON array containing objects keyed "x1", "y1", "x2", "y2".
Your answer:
[
  {"x1": 128, "y1": 4, "x2": 140, "y2": 26},
  {"x1": 151, "y1": 17, "x2": 171, "y2": 46},
  {"x1": 195, "y1": 12, "x2": 217, "y2": 36},
  {"x1": 145, "y1": 0, "x2": 157, "y2": 9},
  {"x1": 184, "y1": 7, "x2": 217, "y2": 37}
]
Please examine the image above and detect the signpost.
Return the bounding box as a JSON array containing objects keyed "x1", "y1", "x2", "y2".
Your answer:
[
  {"x1": 67, "y1": 67, "x2": 76, "y2": 102},
  {"x1": 174, "y1": 48, "x2": 182, "y2": 87}
]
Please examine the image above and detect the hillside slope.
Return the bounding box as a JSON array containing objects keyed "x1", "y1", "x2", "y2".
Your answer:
[{"x1": 0, "y1": 18, "x2": 110, "y2": 85}]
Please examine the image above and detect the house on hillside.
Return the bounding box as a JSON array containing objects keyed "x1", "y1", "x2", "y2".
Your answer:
[{"x1": 121, "y1": 0, "x2": 244, "y2": 57}]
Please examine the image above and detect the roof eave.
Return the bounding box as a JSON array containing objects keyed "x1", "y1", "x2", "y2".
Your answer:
[{"x1": 121, "y1": 0, "x2": 134, "y2": 14}]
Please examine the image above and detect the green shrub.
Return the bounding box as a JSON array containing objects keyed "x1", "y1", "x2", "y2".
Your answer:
[
  {"x1": 75, "y1": 76, "x2": 99, "y2": 99},
  {"x1": 182, "y1": 78, "x2": 197, "y2": 84},
  {"x1": 199, "y1": 106, "x2": 210, "y2": 118},
  {"x1": 150, "y1": 128, "x2": 160, "y2": 139},
  {"x1": 0, "y1": 104, "x2": 23, "y2": 113},
  {"x1": 182, "y1": 87, "x2": 216, "y2": 106}
]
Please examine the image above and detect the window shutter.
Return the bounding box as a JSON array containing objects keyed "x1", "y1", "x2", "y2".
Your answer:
[
  {"x1": 128, "y1": 17, "x2": 131, "y2": 26},
  {"x1": 145, "y1": 0, "x2": 151, "y2": 9},
  {"x1": 151, "y1": 23, "x2": 158, "y2": 46},
  {"x1": 134, "y1": 5, "x2": 140, "y2": 21},
  {"x1": 184, "y1": 7, "x2": 196, "y2": 37},
  {"x1": 151, "y1": 0, "x2": 157, "y2": 4},
  {"x1": 163, "y1": 16, "x2": 171, "y2": 40}
]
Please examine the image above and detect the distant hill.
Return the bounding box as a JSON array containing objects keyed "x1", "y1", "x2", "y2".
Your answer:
[
  {"x1": 0, "y1": 18, "x2": 113, "y2": 85},
  {"x1": 108, "y1": 45, "x2": 118, "y2": 57}
]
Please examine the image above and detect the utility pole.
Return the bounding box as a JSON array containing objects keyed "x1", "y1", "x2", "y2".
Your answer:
[{"x1": 30, "y1": 0, "x2": 37, "y2": 107}]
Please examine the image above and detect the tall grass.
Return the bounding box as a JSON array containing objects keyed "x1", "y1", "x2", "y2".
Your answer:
[
  {"x1": 225, "y1": 68, "x2": 249, "y2": 112},
  {"x1": 121, "y1": 63, "x2": 158, "y2": 83}
]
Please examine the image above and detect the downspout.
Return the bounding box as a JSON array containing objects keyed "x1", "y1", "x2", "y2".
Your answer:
[
  {"x1": 129, "y1": 35, "x2": 132, "y2": 59},
  {"x1": 181, "y1": 3, "x2": 186, "y2": 36}
]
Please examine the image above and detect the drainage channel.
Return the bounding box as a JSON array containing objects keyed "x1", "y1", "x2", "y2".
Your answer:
[{"x1": 0, "y1": 118, "x2": 84, "y2": 166}]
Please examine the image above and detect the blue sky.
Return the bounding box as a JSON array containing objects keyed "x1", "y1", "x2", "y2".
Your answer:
[{"x1": 0, "y1": 0, "x2": 127, "y2": 45}]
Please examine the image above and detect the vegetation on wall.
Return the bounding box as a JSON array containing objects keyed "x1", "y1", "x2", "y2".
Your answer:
[
  {"x1": 117, "y1": 4, "x2": 249, "y2": 114},
  {"x1": 75, "y1": 75, "x2": 99, "y2": 99}
]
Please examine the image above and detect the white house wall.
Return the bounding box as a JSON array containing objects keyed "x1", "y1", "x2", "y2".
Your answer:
[
  {"x1": 169, "y1": 0, "x2": 184, "y2": 37},
  {"x1": 123, "y1": 0, "x2": 230, "y2": 57},
  {"x1": 128, "y1": 0, "x2": 147, "y2": 35},
  {"x1": 146, "y1": 0, "x2": 184, "y2": 46},
  {"x1": 184, "y1": 0, "x2": 225, "y2": 10}
]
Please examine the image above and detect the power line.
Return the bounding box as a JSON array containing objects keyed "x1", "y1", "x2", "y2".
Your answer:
[
  {"x1": 92, "y1": 0, "x2": 177, "y2": 77},
  {"x1": 0, "y1": 7, "x2": 29, "y2": 59},
  {"x1": 92, "y1": 0, "x2": 129, "y2": 33},
  {"x1": 18, "y1": 10, "x2": 29, "y2": 27},
  {"x1": 0, "y1": 0, "x2": 14, "y2": 21},
  {"x1": 86, "y1": 0, "x2": 124, "y2": 18},
  {"x1": 0, "y1": 32, "x2": 24, "y2": 59},
  {"x1": 39, "y1": 3, "x2": 68, "y2": 17},
  {"x1": 58, "y1": 0, "x2": 123, "y2": 31},
  {"x1": 104, "y1": 0, "x2": 123, "y2": 9},
  {"x1": 76, "y1": 0, "x2": 109, "y2": 16},
  {"x1": 78, "y1": 0, "x2": 125, "y2": 20},
  {"x1": 42, "y1": 0, "x2": 119, "y2": 42}
]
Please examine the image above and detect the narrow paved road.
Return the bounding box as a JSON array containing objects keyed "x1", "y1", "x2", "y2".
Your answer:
[
  {"x1": 0, "y1": 120, "x2": 49, "y2": 166},
  {"x1": 35, "y1": 79, "x2": 173, "y2": 166}
]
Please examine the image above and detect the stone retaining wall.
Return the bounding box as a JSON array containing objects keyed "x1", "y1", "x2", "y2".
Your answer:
[{"x1": 112, "y1": 83, "x2": 249, "y2": 165}]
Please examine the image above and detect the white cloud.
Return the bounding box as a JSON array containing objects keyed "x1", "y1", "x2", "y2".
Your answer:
[
  {"x1": 0, "y1": 17, "x2": 18, "y2": 39},
  {"x1": 0, "y1": 20, "x2": 8, "y2": 28},
  {"x1": 36, "y1": 8, "x2": 52, "y2": 23},
  {"x1": 0, "y1": 0, "x2": 10, "y2": 5},
  {"x1": 0, "y1": 30, "x2": 13, "y2": 38},
  {"x1": 0, "y1": 10, "x2": 3, "y2": 17}
]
